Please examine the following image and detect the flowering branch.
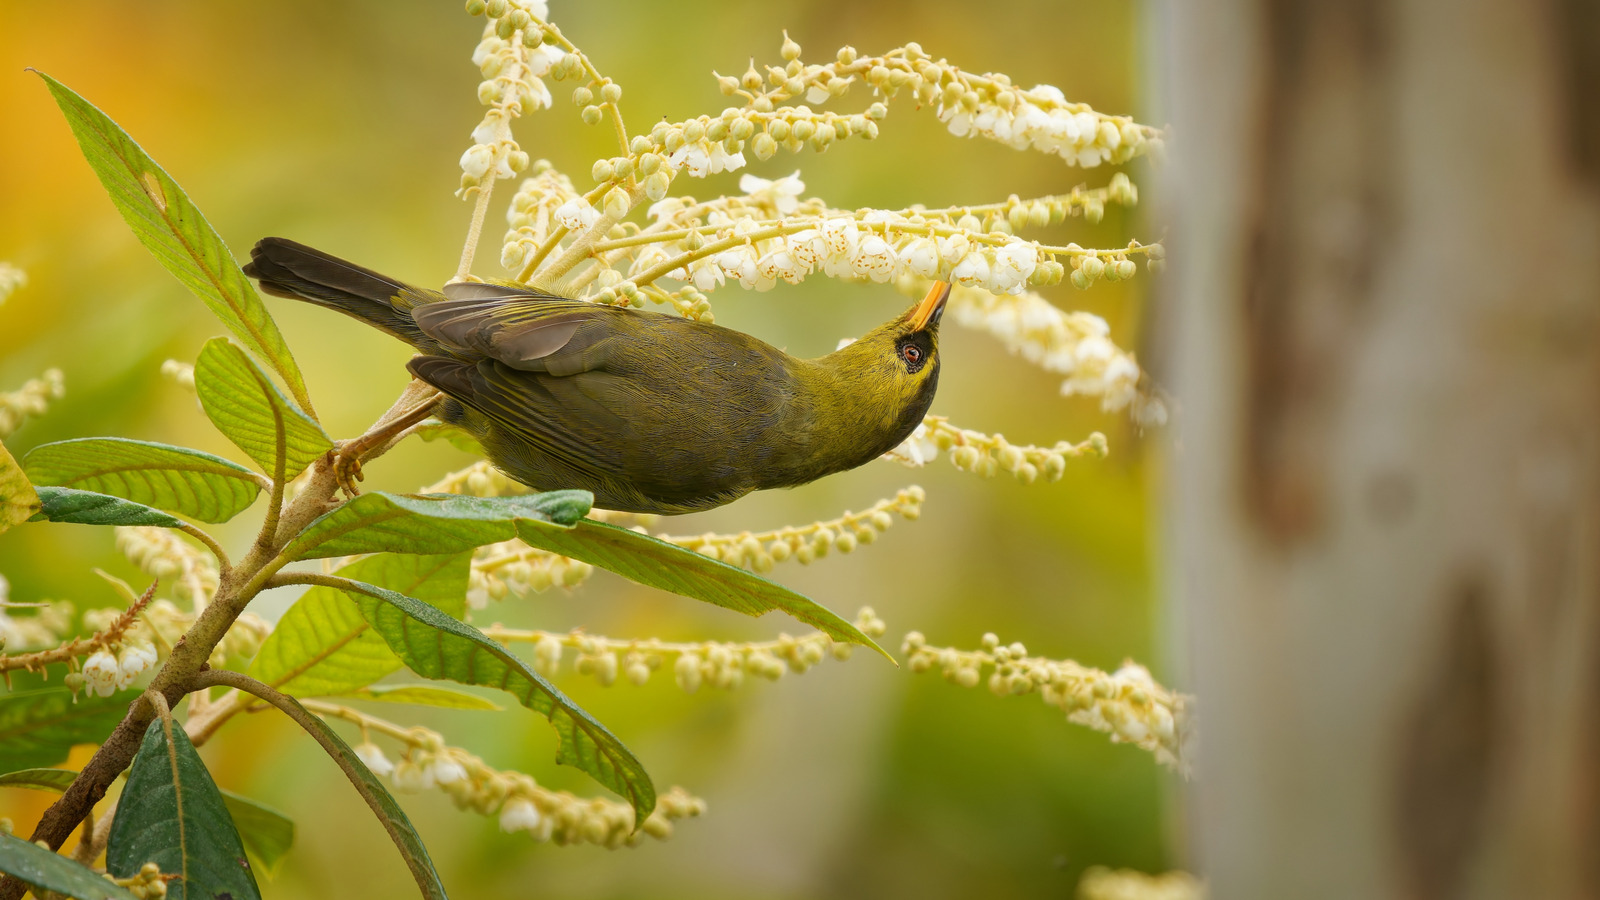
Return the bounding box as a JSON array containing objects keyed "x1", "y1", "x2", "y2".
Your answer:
[
  {"x1": 483, "y1": 607, "x2": 888, "y2": 691},
  {"x1": 0, "y1": 580, "x2": 156, "y2": 677},
  {"x1": 301, "y1": 699, "x2": 705, "y2": 846},
  {"x1": 902, "y1": 631, "x2": 1195, "y2": 774}
]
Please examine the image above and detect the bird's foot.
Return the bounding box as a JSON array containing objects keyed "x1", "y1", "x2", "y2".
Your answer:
[{"x1": 333, "y1": 447, "x2": 366, "y2": 497}]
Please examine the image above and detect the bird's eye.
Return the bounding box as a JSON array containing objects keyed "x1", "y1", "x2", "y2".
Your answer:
[{"x1": 902, "y1": 344, "x2": 923, "y2": 365}]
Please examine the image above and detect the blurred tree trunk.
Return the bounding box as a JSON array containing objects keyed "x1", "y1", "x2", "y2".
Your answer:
[{"x1": 1161, "y1": 0, "x2": 1600, "y2": 897}]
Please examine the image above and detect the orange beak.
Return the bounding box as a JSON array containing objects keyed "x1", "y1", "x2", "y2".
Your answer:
[{"x1": 909, "y1": 281, "x2": 951, "y2": 331}]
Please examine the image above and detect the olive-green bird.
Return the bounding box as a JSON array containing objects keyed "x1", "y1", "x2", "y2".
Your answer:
[{"x1": 243, "y1": 237, "x2": 950, "y2": 515}]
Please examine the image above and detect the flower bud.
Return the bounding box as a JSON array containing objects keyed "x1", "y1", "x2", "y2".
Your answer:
[
  {"x1": 573, "y1": 86, "x2": 593, "y2": 107},
  {"x1": 781, "y1": 32, "x2": 802, "y2": 61},
  {"x1": 751, "y1": 132, "x2": 778, "y2": 160},
  {"x1": 600, "y1": 83, "x2": 622, "y2": 104},
  {"x1": 627, "y1": 170, "x2": 662, "y2": 203},
  {"x1": 592, "y1": 158, "x2": 615, "y2": 182},
  {"x1": 603, "y1": 187, "x2": 630, "y2": 219},
  {"x1": 580, "y1": 105, "x2": 603, "y2": 126}
]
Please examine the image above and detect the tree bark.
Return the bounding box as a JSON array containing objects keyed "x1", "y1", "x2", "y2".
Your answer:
[{"x1": 1161, "y1": 0, "x2": 1600, "y2": 896}]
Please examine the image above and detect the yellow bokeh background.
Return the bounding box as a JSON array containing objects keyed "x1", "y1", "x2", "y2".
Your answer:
[{"x1": 0, "y1": 2, "x2": 1172, "y2": 897}]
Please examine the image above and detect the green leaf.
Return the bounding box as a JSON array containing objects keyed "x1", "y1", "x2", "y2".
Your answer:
[
  {"x1": 336, "y1": 577, "x2": 655, "y2": 825},
  {"x1": 219, "y1": 793, "x2": 295, "y2": 877},
  {"x1": 107, "y1": 719, "x2": 261, "y2": 900},
  {"x1": 0, "y1": 438, "x2": 41, "y2": 533},
  {"x1": 194, "y1": 337, "x2": 332, "y2": 481},
  {"x1": 27, "y1": 486, "x2": 185, "y2": 528},
  {"x1": 23, "y1": 437, "x2": 263, "y2": 524},
  {"x1": 0, "y1": 769, "x2": 294, "y2": 877},
  {"x1": 0, "y1": 688, "x2": 133, "y2": 773},
  {"x1": 33, "y1": 71, "x2": 313, "y2": 415},
  {"x1": 248, "y1": 553, "x2": 470, "y2": 698},
  {"x1": 0, "y1": 831, "x2": 138, "y2": 900},
  {"x1": 286, "y1": 490, "x2": 590, "y2": 560},
  {"x1": 343, "y1": 684, "x2": 502, "y2": 710},
  {"x1": 414, "y1": 422, "x2": 485, "y2": 456},
  {"x1": 282, "y1": 695, "x2": 446, "y2": 899},
  {"x1": 0, "y1": 767, "x2": 78, "y2": 792},
  {"x1": 516, "y1": 519, "x2": 887, "y2": 656}
]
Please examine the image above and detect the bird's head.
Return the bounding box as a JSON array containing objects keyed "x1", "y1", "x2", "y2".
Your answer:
[{"x1": 821, "y1": 280, "x2": 951, "y2": 439}]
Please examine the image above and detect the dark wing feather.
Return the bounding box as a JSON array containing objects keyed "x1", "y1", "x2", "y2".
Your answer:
[{"x1": 413, "y1": 292, "x2": 637, "y2": 374}]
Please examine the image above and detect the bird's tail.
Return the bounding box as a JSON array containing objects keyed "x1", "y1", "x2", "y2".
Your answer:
[{"x1": 243, "y1": 237, "x2": 439, "y2": 350}]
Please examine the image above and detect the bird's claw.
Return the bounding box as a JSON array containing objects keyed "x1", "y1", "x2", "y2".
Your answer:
[{"x1": 334, "y1": 453, "x2": 366, "y2": 497}]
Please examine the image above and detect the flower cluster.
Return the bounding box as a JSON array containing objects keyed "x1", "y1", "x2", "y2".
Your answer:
[
  {"x1": 663, "y1": 488, "x2": 924, "y2": 571},
  {"x1": 457, "y1": 0, "x2": 559, "y2": 196},
  {"x1": 942, "y1": 283, "x2": 1165, "y2": 424},
  {"x1": 887, "y1": 416, "x2": 1108, "y2": 483},
  {"x1": 500, "y1": 161, "x2": 586, "y2": 271},
  {"x1": 107, "y1": 861, "x2": 173, "y2": 900},
  {"x1": 484, "y1": 607, "x2": 888, "y2": 692},
  {"x1": 79, "y1": 643, "x2": 158, "y2": 697},
  {"x1": 0, "y1": 368, "x2": 64, "y2": 439},
  {"x1": 718, "y1": 35, "x2": 1164, "y2": 167},
  {"x1": 1077, "y1": 867, "x2": 1206, "y2": 900},
  {"x1": 0, "y1": 262, "x2": 25, "y2": 306},
  {"x1": 115, "y1": 527, "x2": 218, "y2": 609},
  {"x1": 467, "y1": 541, "x2": 593, "y2": 608},
  {"x1": 314, "y1": 702, "x2": 705, "y2": 847},
  {"x1": 902, "y1": 631, "x2": 1194, "y2": 773}
]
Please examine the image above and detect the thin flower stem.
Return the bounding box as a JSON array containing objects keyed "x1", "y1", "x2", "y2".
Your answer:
[
  {"x1": 537, "y1": 20, "x2": 630, "y2": 157},
  {"x1": 457, "y1": 173, "x2": 499, "y2": 280}
]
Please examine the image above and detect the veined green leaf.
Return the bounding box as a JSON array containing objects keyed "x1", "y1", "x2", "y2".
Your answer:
[
  {"x1": 34, "y1": 71, "x2": 313, "y2": 414},
  {"x1": 24, "y1": 437, "x2": 263, "y2": 524},
  {"x1": 0, "y1": 769, "x2": 295, "y2": 877},
  {"x1": 283, "y1": 696, "x2": 446, "y2": 899},
  {"x1": 0, "y1": 438, "x2": 41, "y2": 533},
  {"x1": 286, "y1": 490, "x2": 590, "y2": 560},
  {"x1": 107, "y1": 719, "x2": 261, "y2": 900},
  {"x1": 28, "y1": 486, "x2": 185, "y2": 529},
  {"x1": 248, "y1": 553, "x2": 470, "y2": 698},
  {"x1": 343, "y1": 684, "x2": 502, "y2": 711},
  {"x1": 0, "y1": 688, "x2": 133, "y2": 776},
  {"x1": 516, "y1": 519, "x2": 887, "y2": 656},
  {"x1": 339, "y1": 577, "x2": 655, "y2": 826},
  {"x1": 0, "y1": 831, "x2": 138, "y2": 900},
  {"x1": 195, "y1": 338, "x2": 331, "y2": 481}
]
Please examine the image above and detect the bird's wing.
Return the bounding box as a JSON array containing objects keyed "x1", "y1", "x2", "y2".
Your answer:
[
  {"x1": 413, "y1": 290, "x2": 633, "y2": 375},
  {"x1": 410, "y1": 356, "x2": 625, "y2": 472}
]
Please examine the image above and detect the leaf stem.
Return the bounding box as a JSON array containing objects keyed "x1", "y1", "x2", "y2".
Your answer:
[{"x1": 175, "y1": 521, "x2": 231, "y2": 572}]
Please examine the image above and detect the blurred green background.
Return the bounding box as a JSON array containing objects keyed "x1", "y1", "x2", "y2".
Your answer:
[{"x1": 0, "y1": 1, "x2": 1172, "y2": 897}]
